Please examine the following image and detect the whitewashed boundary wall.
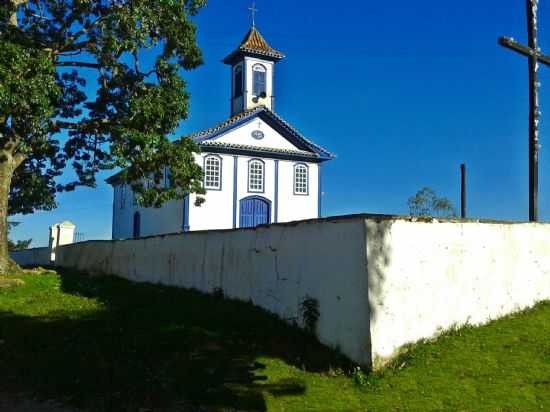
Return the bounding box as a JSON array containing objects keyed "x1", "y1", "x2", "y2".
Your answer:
[
  {"x1": 56, "y1": 217, "x2": 372, "y2": 365},
  {"x1": 10, "y1": 247, "x2": 50, "y2": 267},
  {"x1": 364, "y1": 218, "x2": 550, "y2": 366},
  {"x1": 53, "y1": 215, "x2": 550, "y2": 367}
]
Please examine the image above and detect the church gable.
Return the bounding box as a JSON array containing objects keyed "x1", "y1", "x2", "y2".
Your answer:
[
  {"x1": 189, "y1": 107, "x2": 334, "y2": 161},
  {"x1": 211, "y1": 117, "x2": 300, "y2": 151}
]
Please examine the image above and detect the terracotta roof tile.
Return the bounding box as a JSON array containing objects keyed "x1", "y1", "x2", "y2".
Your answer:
[{"x1": 223, "y1": 27, "x2": 284, "y2": 63}]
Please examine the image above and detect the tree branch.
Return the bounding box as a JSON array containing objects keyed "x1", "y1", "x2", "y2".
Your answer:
[
  {"x1": 58, "y1": 4, "x2": 126, "y2": 54},
  {"x1": 50, "y1": 120, "x2": 80, "y2": 130},
  {"x1": 55, "y1": 61, "x2": 100, "y2": 69},
  {"x1": 51, "y1": 119, "x2": 110, "y2": 131}
]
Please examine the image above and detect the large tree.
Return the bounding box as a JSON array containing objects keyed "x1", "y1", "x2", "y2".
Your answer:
[{"x1": 0, "y1": 0, "x2": 207, "y2": 273}]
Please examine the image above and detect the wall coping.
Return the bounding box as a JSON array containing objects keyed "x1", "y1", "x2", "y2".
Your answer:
[
  {"x1": 60, "y1": 213, "x2": 550, "y2": 246},
  {"x1": 10, "y1": 246, "x2": 49, "y2": 252}
]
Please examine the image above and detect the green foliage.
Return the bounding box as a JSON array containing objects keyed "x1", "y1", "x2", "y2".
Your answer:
[
  {"x1": 351, "y1": 366, "x2": 368, "y2": 387},
  {"x1": 1, "y1": 0, "x2": 208, "y2": 216},
  {"x1": 8, "y1": 238, "x2": 31, "y2": 251},
  {"x1": 7, "y1": 221, "x2": 31, "y2": 251},
  {"x1": 407, "y1": 187, "x2": 457, "y2": 218},
  {"x1": 0, "y1": 270, "x2": 349, "y2": 411},
  {"x1": 0, "y1": 40, "x2": 62, "y2": 213},
  {"x1": 2, "y1": 271, "x2": 550, "y2": 411}
]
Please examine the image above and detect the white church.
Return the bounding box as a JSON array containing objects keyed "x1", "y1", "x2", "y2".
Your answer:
[{"x1": 108, "y1": 25, "x2": 334, "y2": 239}]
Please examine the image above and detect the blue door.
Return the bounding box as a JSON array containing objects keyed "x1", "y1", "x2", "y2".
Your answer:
[{"x1": 239, "y1": 196, "x2": 271, "y2": 228}]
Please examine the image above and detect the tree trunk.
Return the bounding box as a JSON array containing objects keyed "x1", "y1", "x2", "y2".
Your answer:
[{"x1": 0, "y1": 151, "x2": 18, "y2": 274}]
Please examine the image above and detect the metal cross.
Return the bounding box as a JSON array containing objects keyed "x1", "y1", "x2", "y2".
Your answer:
[
  {"x1": 249, "y1": 1, "x2": 258, "y2": 27},
  {"x1": 499, "y1": 0, "x2": 550, "y2": 222}
]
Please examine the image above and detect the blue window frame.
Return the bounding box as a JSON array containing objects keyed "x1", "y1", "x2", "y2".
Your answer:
[
  {"x1": 248, "y1": 158, "x2": 265, "y2": 193},
  {"x1": 294, "y1": 163, "x2": 309, "y2": 195},
  {"x1": 253, "y1": 64, "x2": 267, "y2": 96}
]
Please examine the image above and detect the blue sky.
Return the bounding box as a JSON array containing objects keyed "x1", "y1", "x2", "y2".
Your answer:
[{"x1": 11, "y1": 0, "x2": 550, "y2": 246}]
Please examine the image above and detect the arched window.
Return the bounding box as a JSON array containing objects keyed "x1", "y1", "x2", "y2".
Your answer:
[
  {"x1": 294, "y1": 164, "x2": 309, "y2": 195},
  {"x1": 204, "y1": 155, "x2": 222, "y2": 190},
  {"x1": 133, "y1": 212, "x2": 141, "y2": 238},
  {"x1": 234, "y1": 65, "x2": 243, "y2": 98},
  {"x1": 252, "y1": 64, "x2": 267, "y2": 96},
  {"x1": 248, "y1": 159, "x2": 264, "y2": 193}
]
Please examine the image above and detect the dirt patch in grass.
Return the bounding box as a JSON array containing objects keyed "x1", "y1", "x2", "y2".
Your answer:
[
  {"x1": 0, "y1": 268, "x2": 55, "y2": 289},
  {"x1": 0, "y1": 277, "x2": 24, "y2": 289}
]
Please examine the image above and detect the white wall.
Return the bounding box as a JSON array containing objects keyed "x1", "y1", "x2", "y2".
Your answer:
[
  {"x1": 234, "y1": 155, "x2": 276, "y2": 222},
  {"x1": 277, "y1": 161, "x2": 319, "y2": 222},
  {"x1": 213, "y1": 118, "x2": 299, "y2": 151},
  {"x1": 112, "y1": 183, "x2": 184, "y2": 239},
  {"x1": 10, "y1": 247, "x2": 50, "y2": 267},
  {"x1": 53, "y1": 215, "x2": 550, "y2": 368},
  {"x1": 244, "y1": 57, "x2": 275, "y2": 111},
  {"x1": 365, "y1": 218, "x2": 550, "y2": 366},
  {"x1": 189, "y1": 153, "x2": 235, "y2": 231},
  {"x1": 56, "y1": 217, "x2": 371, "y2": 366},
  {"x1": 189, "y1": 151, "x2": 319, "y2": 231},
  {"x1": 110, "y1": 119, "x2": 322, "y2": 237}
]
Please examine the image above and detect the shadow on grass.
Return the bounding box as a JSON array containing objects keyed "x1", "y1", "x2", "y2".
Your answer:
[{"x1": 0, "y1": 269, "x2": 351, "y2": 411}]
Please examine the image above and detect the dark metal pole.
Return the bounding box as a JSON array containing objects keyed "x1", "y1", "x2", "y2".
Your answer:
[
  {"x1": 461, "y1": 163, "x2": 467, "y2": 219},
  {"x1": 527, "y1": 0, "x2": 539, "y2": 222}
]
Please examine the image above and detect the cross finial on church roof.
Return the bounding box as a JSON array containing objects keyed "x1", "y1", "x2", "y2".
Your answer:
[{"x1": 249, "y1": 1, "x2": 258, "y2": 27}]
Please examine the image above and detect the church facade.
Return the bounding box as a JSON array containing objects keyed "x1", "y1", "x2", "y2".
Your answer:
[{"x1": 108, "y1": 26, "x2": 334, "y2": 239}]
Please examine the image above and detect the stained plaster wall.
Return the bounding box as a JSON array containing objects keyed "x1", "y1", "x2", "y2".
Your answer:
[{"x1": 48, "y1": 215, "x2": 550, "y2": 367}]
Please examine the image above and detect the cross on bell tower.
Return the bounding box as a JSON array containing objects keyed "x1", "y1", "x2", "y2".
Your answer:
[{"x1": 249, "y1": 1, "x2": 258, "y2": 27}]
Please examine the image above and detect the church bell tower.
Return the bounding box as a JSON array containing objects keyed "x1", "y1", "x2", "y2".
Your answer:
[{"x1": 223, "y1": 25, "x2": 285, "y2": 116}]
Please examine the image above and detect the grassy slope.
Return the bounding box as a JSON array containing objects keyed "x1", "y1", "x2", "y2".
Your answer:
[{"x1": 0, "y1": 270, "x2": 549, "y2": 412}]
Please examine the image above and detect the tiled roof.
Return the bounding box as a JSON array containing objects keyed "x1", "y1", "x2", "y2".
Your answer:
[
  {"x1": 199, "y1": 141, "x2": 319, "y2": 158},
  {"x1": 223, "y1": 27, "x2": 285, "y2": 63},
  {"x1": 188, "y1": 107, "x2": 263, "y2": 141},
  {"x1": 187, "y1": 106, "x2": 335, "y2": 160}
]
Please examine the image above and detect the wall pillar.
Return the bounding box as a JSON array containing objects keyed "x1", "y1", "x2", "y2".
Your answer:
[{"x1": 48, "y1": 221, "x2": 76, "y2": 263}]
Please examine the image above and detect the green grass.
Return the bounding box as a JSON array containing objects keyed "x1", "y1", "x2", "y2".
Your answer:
[{"x1": 0, "y1": 270, "x2": 549, "y2": 411}]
